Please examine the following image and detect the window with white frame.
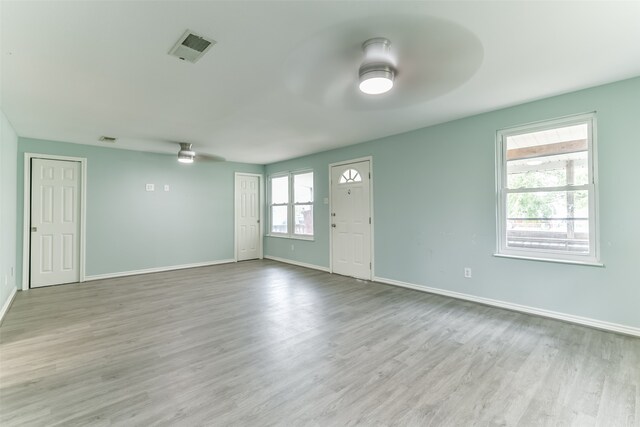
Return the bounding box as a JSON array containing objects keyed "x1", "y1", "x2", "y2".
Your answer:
[
  {"x1": 496, "y1": 113, "x2": 599, "y2": 263},
  {"x1": 269, "y1": 171, "x2": 314, "y2": 237}
]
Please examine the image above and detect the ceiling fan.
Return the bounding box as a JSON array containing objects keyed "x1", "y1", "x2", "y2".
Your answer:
[
  {"x1": 282, "y1": 14, "x2": 484, "y2": 110},
  {"x1": 176, "y1": 142, "x2": 225, "y2": 164}
]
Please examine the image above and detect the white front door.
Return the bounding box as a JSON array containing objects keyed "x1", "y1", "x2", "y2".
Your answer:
[
  {"x1": 30, "y1": 158, "x2": 81, "y2": 288},
  {"x1": 331, "y1": 160, "x2": 371, "y2": 280},
  {"x1": 236, "y1": 174, "x2": 261, "y2": 261}
]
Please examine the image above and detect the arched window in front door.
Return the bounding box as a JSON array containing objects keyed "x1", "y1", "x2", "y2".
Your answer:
[{"x1": 339, "y1": 168, "x2": 362, "y2": 184}]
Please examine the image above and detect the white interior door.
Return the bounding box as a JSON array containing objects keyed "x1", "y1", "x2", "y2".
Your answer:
[
  {"x1": 236, "y1": 174, "x2": 261, "y2": 261},
  {"x1": 30, "y1": 158, "x2": 81, "y2": 288},
  {"x1": 331, "y1": 160, "x2": 371, "y2": 280}
]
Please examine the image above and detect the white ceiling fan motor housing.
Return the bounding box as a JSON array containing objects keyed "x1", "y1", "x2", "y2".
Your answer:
[
  {"x1": 358, "y1": 38, "x2": 396, "y2": 95},
  {"x1": 178, "y1": 142, "x2": 195, "y2": 163}
]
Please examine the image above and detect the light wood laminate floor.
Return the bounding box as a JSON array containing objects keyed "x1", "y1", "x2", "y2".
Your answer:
[{"x1": 1, "y1": 260, "x2": 638, "y2": 426}]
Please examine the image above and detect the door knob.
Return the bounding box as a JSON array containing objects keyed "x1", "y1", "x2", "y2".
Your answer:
[
  {"x1": 331, "y1": 224, "x2": 336, "y2": 228},
  {"x1": 31, "y1": 227, "x2": 37, "y2": 232}
]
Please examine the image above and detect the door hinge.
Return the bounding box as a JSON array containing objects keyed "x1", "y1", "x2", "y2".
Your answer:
[
  {"x1": 369, "y1": 172, "x2": 371, "y2": 179},
  {"x1": 369, "y1": 262, "x2": 371, "y2": 269},
  {"x1": 369, "y1": 217, "x2": 371, "y2": 224}
]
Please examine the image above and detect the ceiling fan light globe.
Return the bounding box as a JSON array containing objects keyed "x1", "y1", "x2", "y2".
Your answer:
[
  {"x1": 359, "y1": 75, "x2": 394, "y2": 95},
  {"x1": 178, "y1": 154, "x2": 194, "y2": 163},
  {"x1": 358, "y1": 65, "x2": 395, "y2": 95}
]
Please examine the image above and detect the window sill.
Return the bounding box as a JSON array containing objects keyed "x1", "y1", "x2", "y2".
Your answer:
[
  {"x1": 493, "y1": 253, "x2": 604, "y2": 267},
  {"x1": 266, "y1": 234, "x2": 315, "y2": 242}
]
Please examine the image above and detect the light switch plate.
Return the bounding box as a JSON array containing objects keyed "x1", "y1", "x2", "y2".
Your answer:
[{"x1": 164, "y1": 185, "x2": 170, "y2": 192}]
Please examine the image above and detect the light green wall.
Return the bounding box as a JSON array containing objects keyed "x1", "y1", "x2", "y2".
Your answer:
[
  {"x1": 17, "y1": 138, "x2": 263, "y2": 284},
  {"x1": 265, "y1": 76, "x2": 640, "y2": 329},
  {"x1": 0, "y1": 110, "x2": 18, "y2": 313}
]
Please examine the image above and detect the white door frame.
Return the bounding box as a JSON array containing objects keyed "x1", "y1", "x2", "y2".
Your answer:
[
  {"x1": 234, "y1": 172, "x2": 264, "y2": 261},
  {"x1": 328, "y1": 156, "x2": 374, "y2": 279},
  {"x1": 22, "y1": 153, "x2": 87, "y2": 290}
]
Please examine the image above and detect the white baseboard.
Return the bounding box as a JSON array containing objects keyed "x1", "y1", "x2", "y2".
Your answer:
[
  {"x1": 373, "y1": 276, "x2": 640, "y2": 338},
  {"x1": 264, "y1": 255, "x2": 330, "y2": 272},
  {"x1": 84, "y1": 259, "x2": 236, "y2": 281},
  {"x1": 0, "y1": 286, "x2": 18, "y2": 324}
]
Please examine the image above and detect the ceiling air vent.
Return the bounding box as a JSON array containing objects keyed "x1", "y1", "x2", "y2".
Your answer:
[
  {"x1": 169, "y1": 30, "x2": 216, "y2": 63},
  {"x1": 99, "y1": 136, "x2": 117, "y2": 143}
]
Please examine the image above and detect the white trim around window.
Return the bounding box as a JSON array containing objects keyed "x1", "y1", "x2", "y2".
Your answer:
[
  {"x1": 268, "y1": 170, "x2": 314, "y2": 239},
  {"x1": 495, "y1": 112, "x2": 602, "y2": 266}
]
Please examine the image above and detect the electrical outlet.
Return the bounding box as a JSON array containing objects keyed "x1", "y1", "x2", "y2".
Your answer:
[
  {"x1": 464, "y1": 267, "x2": 472, "y2": 278},
  {"x1": 145, "y1": 184, "x2": 155, "y2": 192},
  {"x1": 291, "y1": 244, "x2": 295, "y2": 251},
  {"x1": 164, "y1": 184, "x2": 170, "y2": 192}
]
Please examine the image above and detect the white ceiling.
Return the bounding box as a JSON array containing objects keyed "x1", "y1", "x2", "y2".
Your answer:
[{"x1": 2, "y1": 1, "x2": 639, "y2": 164}]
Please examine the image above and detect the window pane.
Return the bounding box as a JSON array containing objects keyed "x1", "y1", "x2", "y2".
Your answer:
[
  {"x1": 506, "y1": 123, "x2": 589, "y2": 189},
  {"x1": 339, "y1": 168, "x2": 362, "y2": 183},
  {"x1": 507, "y1": 190, "x2": 588, "y2": 220},
  {"x1": 294, "y1": 205, "x2": 313, "y2": 235},
  {"x1": 271, "y1": 205, "x2": 288, "y2": 234},
  {"x1": 294, "y1": 172, "x2": 313, "y2": 203},
  {"x1": 507, "y1": 123, "x2": 587, "y2": 150},
  {"x1": 506, "y1": 219, "x2": 589, "y2": 253},
  {"x1": 507, "y1": 151, "x2": 588, "y2": 189},
  {"x1": 271, "y1": 176, "x2": 288, "y2": 204},
  {"x1": 506, "y1": 190, "x2": 589, "y2": 253}
]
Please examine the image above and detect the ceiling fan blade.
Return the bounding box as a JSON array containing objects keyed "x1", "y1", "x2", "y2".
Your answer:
[{"x1": 194, "y1": 153, "x2": 226, "y2": 162}]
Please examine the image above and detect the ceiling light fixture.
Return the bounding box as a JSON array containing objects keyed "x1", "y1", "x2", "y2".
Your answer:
[
  {"x1": 358, "y1": 38, "x2": 396, "y2": 95},
  {"x1": 177, "y1": 142, "x2": 195, "y2": 164}
]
